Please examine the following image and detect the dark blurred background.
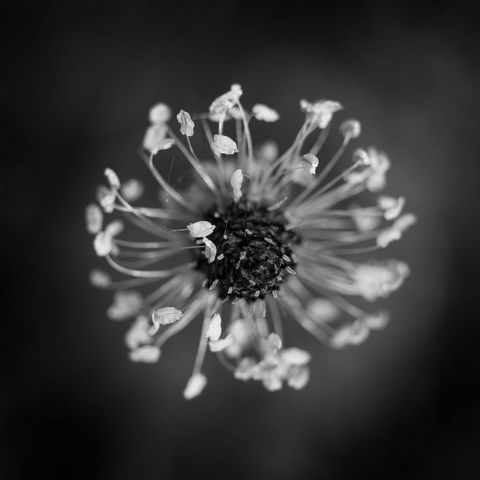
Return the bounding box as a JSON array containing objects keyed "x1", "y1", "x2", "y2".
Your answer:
[{"x1": 2, "y1": 0, "x2": 480, "y2": 478}]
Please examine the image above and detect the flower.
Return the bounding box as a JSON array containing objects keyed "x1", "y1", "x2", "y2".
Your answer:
[{"x1": 87, "y1": 84, "x2": 415, "y2": 398}]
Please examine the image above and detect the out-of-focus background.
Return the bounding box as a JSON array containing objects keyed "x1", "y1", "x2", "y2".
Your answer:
[{"x1": 2, "y1": 0, "x2": 479, "y2": 478}]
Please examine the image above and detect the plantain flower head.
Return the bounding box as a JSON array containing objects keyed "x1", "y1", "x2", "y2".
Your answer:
[{"x1": 87, "y1": 84, "x2": 415, "y2": 398}]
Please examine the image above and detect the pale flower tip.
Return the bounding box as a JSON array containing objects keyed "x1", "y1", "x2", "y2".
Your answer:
[
  {"x1": 104, "y1": 168, "x2": 120, "y2": 190},
  {"x1": 252, "y1": 104, "x2": 280, "y2": 122},
  {"x1": 206, "y1": 313, "x2": 222, "y2": 341},
  {"x1": 330, "y1": 321, "x2": 369, "y2": 348},
  {"x1": 107, "y1": 290, "x2": 143, "y2": 320},
  {"x1": 149, "y1": 103, "x2": 171, "y2": 124},
  {"x1": 209, "y1": 85, "x2": 242, "y2": 116},
  {"x1": 378, "y1": 196, "x2": 405, "y2": 220},
  {"x1": 202, "y1": 237, "x2": 217, "y2": 263},
  {"x1": 230, "y1": 84, "x2": 242, "y2": 95},
  {"x1": 365, "y1": 311, "x2": 390, "y2": 330},
  {"x1": 230, "y1": 169, "x2": 244, "y2": 201},
  {"x1": 125, "y1": 315, "x2": 151, "y2": 350},
  {"x1": 212, "y1": 134, "x2": 238, "y2": 156},
  {"x1": 354, "y1": 260, "x2": 410, "y2": 301},
  {"x1": 266, "y1": 333, "x2": 282, "y2": 352},
  {"x1": 120, "y1": 179, "x2": 144, "y2": 202},
  {"x1": 258, "y1": 141, "x2": 279, "y2": 162},
  {"x1": 394, "y1": 213, "x2": 417, "y2": 232},
  {"x1": 376, "y1": 227, "x2": 402, "y2": 248},
  {"x1": 340, "y1": 119, "x2": 361, "y2": 139},
  {"x1": 353, "y1": 148, "x2": 371, "y2": 166},
  {"x1": 234, "y1": 357, "x2": 257, "y2": 381},
  {"x1": 176, "y1": 109, "x2": 195, "y2": 137},
  {"x1": 89, "y1": 269, "x2": 111, "y2": 288},
  {"x1": 93, "y1": 231, "x2": 113, "y2": 257},
  {"x1": 307, "y1": 298, "x2": 339, "y2": 322},
  {"x1": 287, "y1": 366, "x2": 310, "y2": 390},
  {"x1": 209, "y1": 334, "x2": 234, "y2": 352},
  {"x1": 183, "y1": 373, "x2": 207, "y2": 400},
  {"x1": 150, "y1": 307, "x2": 183, "y2": 334},
  {"x1": 143, "y1": 124, "x2": 171, "y2": 153},
  {"x1": 187, "y1": 220, "x2": 215, "y2": 238},
  {"x1": 105, "y1": 220, "x2": 124, "y2": 237},
  {"x1": 96, "y1": 185, "x2": 116, "y2": 213},
  {"x1": 302, "y1": 154, "x2": 319, "y2": 175},
  {"x1": 302, "y1": 99, "x2": 343, "y2": 128},
  {"x1": 129, "y1": 345, "x2": 161, "y2": 363},
  {"x1": 85, "y1": 203, "x2": 103, "y2": 234},
  {"x1": 281, "y1": 348, "x2": 311, "y2": 366}
]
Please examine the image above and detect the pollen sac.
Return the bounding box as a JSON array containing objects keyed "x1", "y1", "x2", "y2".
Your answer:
[{"x1": 195, "y1": 203, "x2": 300, "y2": 302}]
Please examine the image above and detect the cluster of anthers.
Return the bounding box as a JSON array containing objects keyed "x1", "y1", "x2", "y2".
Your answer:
[{"x1": 86, "y1": 84, "x2": 415, "y2": 399}]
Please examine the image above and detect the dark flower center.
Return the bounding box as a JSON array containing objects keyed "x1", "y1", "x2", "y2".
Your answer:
[{"x1": 195, "y1": 202, "x2": 301, "y2": 302}]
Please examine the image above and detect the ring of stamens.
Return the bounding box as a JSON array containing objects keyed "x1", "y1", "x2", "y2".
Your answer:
[{"x1": 195, "y1": 202, "x2": 301, "y2": 302}]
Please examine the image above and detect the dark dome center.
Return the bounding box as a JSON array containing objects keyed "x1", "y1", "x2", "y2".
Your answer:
[{"x1": 195, "y1": 202, "x2": 300, "y2": 302}]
